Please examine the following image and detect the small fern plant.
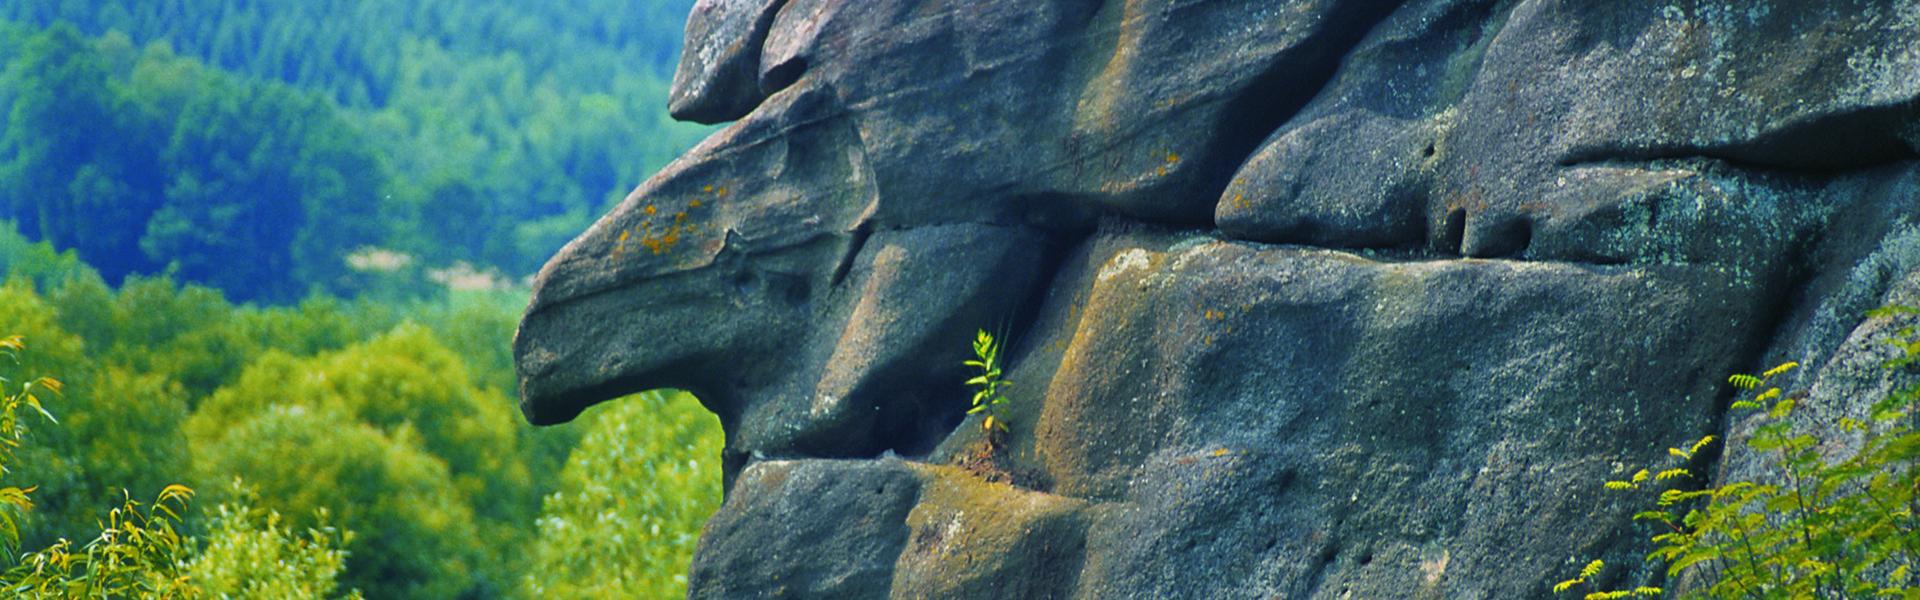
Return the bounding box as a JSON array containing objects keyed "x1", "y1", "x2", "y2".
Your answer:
[
  {"x1": 1556, "y1": 342, "x2": 1919, "y2": 598},
  {"x1": 965, "y1": 329, "x2": 1011, "y2": 437}
]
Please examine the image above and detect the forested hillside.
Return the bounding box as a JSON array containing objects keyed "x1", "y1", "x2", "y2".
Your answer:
[
  {"x1": 0, "y1": 0, "x2": 709, "y2": 300},
  {"x1": 0, "y1": 2, "x2": 725, "y2": 597}
]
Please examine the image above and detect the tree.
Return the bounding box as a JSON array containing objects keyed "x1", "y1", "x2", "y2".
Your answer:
[
  {"x1": 192, "y1": 406, "x2": 481, "y2": 600},
  {"x1": 0, "y1": 23, "x2": 165, "y2": 282},
  {"x1": 522, "y1": 390, "x2": 724, "y2": 599}
]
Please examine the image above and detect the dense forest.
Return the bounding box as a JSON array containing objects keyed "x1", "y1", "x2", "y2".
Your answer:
[
  {"x1": 0, "y1": 1, "x2": 722, "y2": 597},
  {"x1": 0, "y1": 0, "x2": 711, "y2": 300}
]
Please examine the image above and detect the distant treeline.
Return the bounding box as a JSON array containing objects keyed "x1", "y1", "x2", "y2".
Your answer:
[
  {"x1": 1, "y1": 225, "x2": 723, "y2": 599},
  {"x1": 0, "y1": 0, "x2": 708, "y2": 302}
]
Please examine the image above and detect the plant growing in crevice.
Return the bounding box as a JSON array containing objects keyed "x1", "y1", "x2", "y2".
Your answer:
[
  {"x1": 965, "y1": 329, "x2": 1012, "y2": 443},
  {"x1": 1556, "y1": 323, "x2": 1920, "y2": 599}
]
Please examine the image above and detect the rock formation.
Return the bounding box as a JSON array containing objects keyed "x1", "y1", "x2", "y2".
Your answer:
[{"x1": 514, "y1": 0, "x2": 1920, "y2": 597}]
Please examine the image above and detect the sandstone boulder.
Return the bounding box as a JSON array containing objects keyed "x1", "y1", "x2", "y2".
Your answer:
[{"x1": 517, "y1": 0, "x2": 1920, "y2": 597}]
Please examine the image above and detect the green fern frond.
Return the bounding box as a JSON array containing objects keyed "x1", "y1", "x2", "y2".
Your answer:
[
  {"x1": 1580, "y1": 559, "x2": 1605, "y2": 579},
  {"x1": 1728, "y1": 374, "x2": 1762, "y2": 389},
  {"x1": 1688, "y1": 435, "x2": 1715, "y2": 456},
  {"x1": 1554, "y1": 578, "x2": 1582, "y2": 594}
]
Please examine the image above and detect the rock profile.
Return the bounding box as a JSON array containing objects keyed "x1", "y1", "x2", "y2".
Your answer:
[{"x1": 515, "y1": 1, "x2": 1920, "y2": 597}]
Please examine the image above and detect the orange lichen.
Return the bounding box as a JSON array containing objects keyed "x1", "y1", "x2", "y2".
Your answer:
[
  {"x1": 619, "y1": 188, "x2": 719, "y2": 257},
  {"x1": 1229, "y1": 192, "x2": 1252, "y2": 211},
  {"x1": 613, "y1": 229, "x2": 632, "y2": 256}
]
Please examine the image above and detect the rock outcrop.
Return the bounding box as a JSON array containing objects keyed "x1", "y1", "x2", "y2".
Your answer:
[{"x1": 514, "y1": 0, "x2": 1920, "y2": 597}]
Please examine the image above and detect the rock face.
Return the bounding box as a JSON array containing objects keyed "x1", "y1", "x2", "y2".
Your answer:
[{"x1": 514, "y1": 0, "x2": 1920, "y2": 598}]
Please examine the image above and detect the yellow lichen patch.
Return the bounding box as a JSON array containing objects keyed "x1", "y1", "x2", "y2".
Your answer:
[
  {"x1": 1229, "y1": 192, "x2": 1252, "y2": 211},
  {"x1": 613, "y1": 229, "x2": 633, "y2": 257},
  {"x1": 626, "y1": 196, "x2": 711, "y2": 257},
  {"x1": 1154, "y1": 151, "x2": 1182, "y2": 177}
]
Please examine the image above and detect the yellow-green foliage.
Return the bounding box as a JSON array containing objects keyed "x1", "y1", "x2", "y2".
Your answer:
[
  {"x1": 183, "y1": 484, "x2": 360, "y2": 600},
  {"x1": 0, "y1": 334, "x2": 58, "y2": 558},
  {"x1": 189, "y1": 325, "x2": 532, "y2": 525},
  {"x1": 1, "y1": 239, "x2": 729, "y2": 598},
  {"x1": 521, "y1": 391, "x2": 723, "y2": 599},
  {"x1": 1, "y1": 279, "x2": 194, "y2": 549},
  {"x1": 0, "y1": 335, "x2": 358, "y2": 599},
  {"x1": 1559, "y1": 313, "x2": 1920, "y2": 598},
  {"x1": 6, "y1": 486, "x2": 198, "y2": 598},
  {"x1": 186, "y1": 323, "x2": 537, "y2": 594},
  {"x1": 965, "y1": 329, "x2": 1012, "y2": 435},
  {"x1": 193, "y1": 406, "x2": 478, "y2": 600}
]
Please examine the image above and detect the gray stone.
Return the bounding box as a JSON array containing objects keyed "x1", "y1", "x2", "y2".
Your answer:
[
  {"x1": 689, "y1": 458, "x2": 922, "y2": 599},
  {"x1": 516, "y1": 0, "x2": 1920, "y2": 597}
]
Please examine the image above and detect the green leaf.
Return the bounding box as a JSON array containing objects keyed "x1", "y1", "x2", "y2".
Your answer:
[{"x1": 1580, "y1": 559, "x2": 1605, "y2": 579}]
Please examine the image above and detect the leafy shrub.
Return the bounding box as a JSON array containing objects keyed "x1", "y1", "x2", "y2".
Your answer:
[
  {"x1": 1559, "y1": 318, "x2": 1920, "y2": 598},
  {"x1": 192, "y1": 406, "x2": 480, "y2": 600},
  {"x1": 0, "y1": 335, "x2": 356, "y2": 599},
  {"x1": 0, "y1": 279, "x2": 195, "y2": 549},
  {"x1": 6, "y1": 486, "x2": 197, "y2": 598},
  {"x1": 183, "y1": 482, "x2": 360, "y2": 600},
  {"x1": 0, "y1": 333, "x2": 59, "y2": 557},
  {"x1": 521, "y1": 390, "x2": 723, "y2": 599}
]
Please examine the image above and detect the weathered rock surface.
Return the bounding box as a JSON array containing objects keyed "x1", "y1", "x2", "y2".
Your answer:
[{"x1": 517, "y1": 0, "x2": 1920, "y2": 597}]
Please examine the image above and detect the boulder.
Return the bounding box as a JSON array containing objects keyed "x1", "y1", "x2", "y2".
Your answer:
[{"x1": 517, "y1": 0, "x2": 1920, "y2": 597}]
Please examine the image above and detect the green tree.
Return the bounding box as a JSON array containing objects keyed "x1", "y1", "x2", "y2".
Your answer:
[
  {"x1": 0, "y1": 23, "x2": 165, "y2": 282},
  {"x1": 144, "y1": 77, "x2": 385, "y2": 301},
  {"x1": 183, "y1": 484, "x2": 361, "y2": 600},
  {"x1": 192, "y1": 406, "x2": 481, "y2": 600},
  {"x1": 0, "y1": 278, "x2": 194, "y2": 551},
  {"x1": 522, "y1": 390, "x2": 724, "y2": 599}
]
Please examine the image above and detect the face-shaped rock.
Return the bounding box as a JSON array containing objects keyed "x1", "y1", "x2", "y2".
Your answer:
[{"x1": 517, "y1": 0, "x2": 1920, "y2": 596}]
